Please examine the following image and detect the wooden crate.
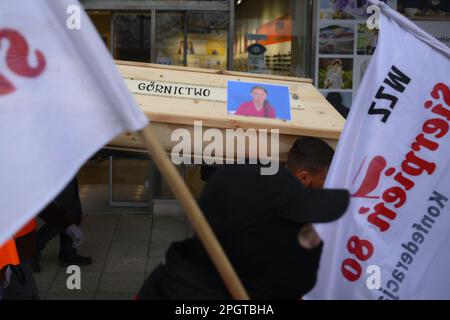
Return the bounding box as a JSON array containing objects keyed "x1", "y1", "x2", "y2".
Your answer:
[{"x1": 109, "y1": 61, "x2": 345, "y2": 161}]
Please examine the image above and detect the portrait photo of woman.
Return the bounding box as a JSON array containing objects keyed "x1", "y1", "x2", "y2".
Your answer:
[
  {"x1": 227, "y1": 81, "x2": 292, "y2": 121},
  {"x1": 235, "y1": 86, "x2": 276, "y2": 119}
]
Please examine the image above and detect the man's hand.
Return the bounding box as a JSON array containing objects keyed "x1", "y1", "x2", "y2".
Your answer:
[
  {"x1": 65, "y1": 224, "x2": 84, "y2": 248},
  {"x1": 298, "y1": 224, "x2": 322, "y2": 249},
  {"x1": 0, "y1": 265, "x2": 12, "y2": 299}
]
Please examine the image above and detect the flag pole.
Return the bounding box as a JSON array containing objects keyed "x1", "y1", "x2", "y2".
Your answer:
[{"x1": 138, "y1": 124, "x2": 250, "y2": 300}]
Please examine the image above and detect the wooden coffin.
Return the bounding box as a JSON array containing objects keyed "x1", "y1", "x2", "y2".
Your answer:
[{"x1": 109, "y1": 61, "x2": 345, "y2": 162}]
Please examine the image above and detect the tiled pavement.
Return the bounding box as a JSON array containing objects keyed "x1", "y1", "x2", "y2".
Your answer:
[{"x1": 34, "y1": 213, "x2": 194, "y2": 300}]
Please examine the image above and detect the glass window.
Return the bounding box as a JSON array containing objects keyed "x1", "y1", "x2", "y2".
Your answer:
[
  {"x1": 113, "y1": 13, "x2": 151, "y2": 62},
  {"x1": 153, "y1": 165, "x2": 204, "y2": 199},
  {"x1": 111, "y1": 157, "x2": 151, "y2": 203},
  {"x1": 186, "y1": 12, "x2": 229, "y2": 70},
  {"x1": 87, "y1": 11, "x2": 112, "y2": 50},
  {"x1": 233, "y1": 0, "x2": 311, "y2": 77},
  {"x1": 398, "y1": 0, "x2": 450, "y2": 20},
  {"x1": 78, "y1": 156, "x2": 109, "y2": 211},
  {"x1": 154, "y1": 165, "x2": 183, "y2": 198},
  {"x1": 156, "y1": 12, "x2": 186, "y2": 66}
]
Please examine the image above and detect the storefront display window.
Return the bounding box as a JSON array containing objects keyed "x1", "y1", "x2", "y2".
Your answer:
[
  {"x1": 314, "y1": 0, "x2": 448, "y2": 118},
  {"x1": 186, "y1": 12, "x2": 229, "y2": 70},
  {"x1": 156, "y1": 12, "x2": 185, "y2": 66},
  {"x1": 233, "y1": 0, "x2": 311, "y2": 77},
  {"x1": 113, "y1": 13, "x2": 151, "y2": 62},
  {"x1": 398, "y1": 0, "x2": 450, "y2": 20}
]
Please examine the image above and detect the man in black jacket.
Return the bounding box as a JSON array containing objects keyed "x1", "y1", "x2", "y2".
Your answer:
[
  {"x1": 32, "y1": 177, "x2": 91, "y2": 272},
  {"x1": 138, "y1": 137, "x2": 350, "y2": 299}
]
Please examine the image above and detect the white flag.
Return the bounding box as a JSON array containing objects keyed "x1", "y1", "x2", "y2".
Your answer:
[
  {"x1": 0, "y1": 0, "x2": 148, "y2": 245},
  {"x1": 307, "y1": 1, "x2": 450, "y2": 299}
]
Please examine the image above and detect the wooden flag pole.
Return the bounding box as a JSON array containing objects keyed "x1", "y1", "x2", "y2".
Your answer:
[{"x1": 138, "y1": 124, "x2": 250, "y2": 300}]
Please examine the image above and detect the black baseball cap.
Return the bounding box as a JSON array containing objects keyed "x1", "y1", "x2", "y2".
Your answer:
[
  {"x1": 199, "y1": 164, "x2": 350, "y2": 234},
  {"x1": 281, "y1": 182, "x2": 350, "y2": 224}
]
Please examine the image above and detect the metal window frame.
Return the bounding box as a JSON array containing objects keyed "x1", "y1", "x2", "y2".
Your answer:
[
  {"x1": 150, "y1": 9, "x2": 156, "y2": 63},
  {"x1": 227, "y1": 0, "x2": 234, "y2": 70},
  {"x1": 111, "y1": 11, "x2": 152, "y2": 61},
  {"x1": 310, "y1": 0, "x2": 319, "y2": 84},
  {"x1": 183, "y1": 12, "x2": 188, "y2": 66},
  {"x1": 304, "y1": 0, "x2": 317, "y2": 79},
  {"x1": 85, "y1": 1, "x2": 232, "y2": 67},
  {"x1": 82, "y1": 1, "x2": 230, "y2": 11}
]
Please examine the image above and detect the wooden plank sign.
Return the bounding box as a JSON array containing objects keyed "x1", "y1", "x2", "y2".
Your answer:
[{"x1": 109, "y1": 61, "x2": 345, "y2": 161}]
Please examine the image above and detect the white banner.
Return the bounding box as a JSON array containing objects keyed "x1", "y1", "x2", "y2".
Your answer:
[
  {"x1": 414, "y1": 21, "x2": 450, "y2": 48},
  {"x1": 0, "y1": 0, "x2": 148, "y2": 245},
  {"x1": 307, "y1": 1, "x2": 450, "y2": 299}
]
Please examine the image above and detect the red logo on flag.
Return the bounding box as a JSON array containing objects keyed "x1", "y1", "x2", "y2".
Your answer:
[
  {"x1": 351, "y1": 155, "x2": 390, "y2": 214},
  {"x1": 0, "y1": 28, "x2": 46, "y2": 96}
]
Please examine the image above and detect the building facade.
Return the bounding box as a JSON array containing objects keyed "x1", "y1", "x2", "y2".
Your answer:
[{"x1": 77, "y1": 0, "x2": 450, "y2": 209}]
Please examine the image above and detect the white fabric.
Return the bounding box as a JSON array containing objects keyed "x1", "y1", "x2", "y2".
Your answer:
[
  {"x1": 307, "y1": 1, "x2": 450, "y2": 299},
  {"x1": 0, "y1": 0, "x2": 148, "y2": 245}
]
